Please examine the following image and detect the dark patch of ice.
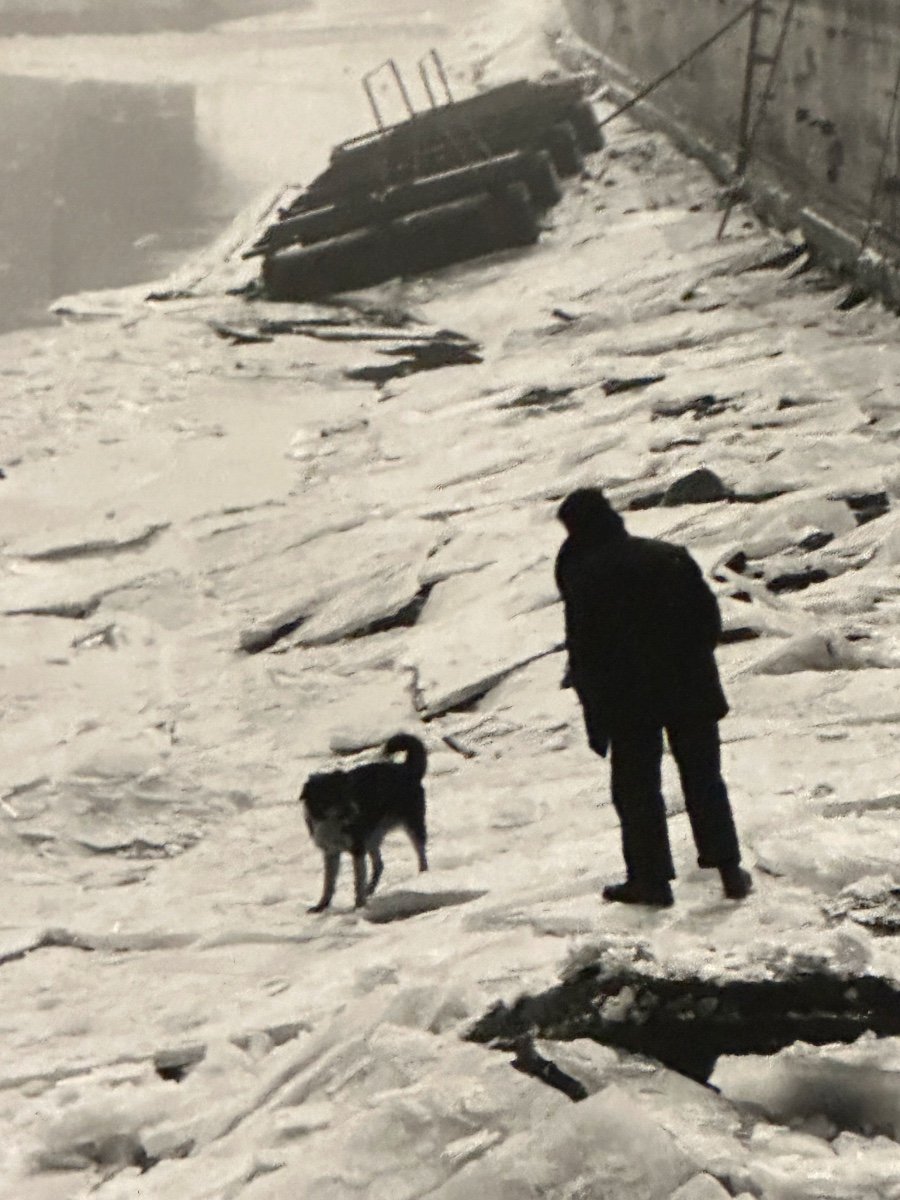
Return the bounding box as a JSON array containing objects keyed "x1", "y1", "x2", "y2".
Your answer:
[
  {"x1": 468, "y1": 965, "x2": 900, "y2": 1084},
  {"x1": 364, "y1": 889, "x2": 487, "y2": 924}
]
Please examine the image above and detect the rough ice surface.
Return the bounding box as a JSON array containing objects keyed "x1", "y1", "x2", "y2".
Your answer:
[
  {"x1": 2, "y1": 0, "x2": 900, "y2": 1197},
  {"x1": 714, "y1": 1035, "x2": 900, "y2": 1142}
]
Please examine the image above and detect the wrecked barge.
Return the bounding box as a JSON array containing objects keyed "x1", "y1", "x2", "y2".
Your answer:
[{"x1": 247, "y1": 62, "x2": 604, "y2": 302}]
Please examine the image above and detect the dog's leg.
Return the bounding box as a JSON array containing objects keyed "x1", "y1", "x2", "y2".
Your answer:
[
  {"x1": 366, "y1": 847, "x2": 384, "y2": 896},
  {"x1": 408, "y1": 829, "x2": 428, "y2": 873},
  {"x1": 308, "y1": 852, "x2": 340, "y2": 913},
  {"x1": 352, "y1": 852, "x2": 368, "y2": 908}
]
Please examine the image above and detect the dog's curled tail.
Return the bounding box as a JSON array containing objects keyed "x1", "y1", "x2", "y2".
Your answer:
[{"x1": 384, "y1": 732, "x2": 427, "y2": 780}]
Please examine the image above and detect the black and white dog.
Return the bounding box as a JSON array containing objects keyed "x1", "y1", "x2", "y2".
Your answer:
[{"x1": 300, "y1": 733, "x2": 428, "y2": 912}]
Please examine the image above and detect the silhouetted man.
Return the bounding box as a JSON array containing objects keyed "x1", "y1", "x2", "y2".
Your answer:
[{"x1": 555, "y1": 487, "x2": 751, "y2": 907}]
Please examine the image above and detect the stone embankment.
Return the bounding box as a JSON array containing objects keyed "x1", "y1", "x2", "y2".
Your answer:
[{"x1": 562, "y1": 0, "x2": 900, "y2": 304}]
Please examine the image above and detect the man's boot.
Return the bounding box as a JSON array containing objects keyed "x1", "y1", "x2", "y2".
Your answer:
[
  {"x1": 719, "y1": 862, "x2": 753, "y2": 900},
  {"x1": 602, "y1": 879, "x2": 674, "y2": 908}
]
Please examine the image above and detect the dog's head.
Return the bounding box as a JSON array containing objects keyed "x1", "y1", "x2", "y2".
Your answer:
[{"x1": 299, "y1": 771, "x2": 347, "y2": 820}]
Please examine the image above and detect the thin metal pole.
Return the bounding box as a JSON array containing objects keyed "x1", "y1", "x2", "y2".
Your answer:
[
  {"x1": 597, "y1": 0, "x2": 759, "y2": 129},
  {"x1": 734, "y1": 0, "x2": 764, "y2": 180},
  {"x1": 718, "y1": 0, "x2": 797, "y2": 239},
  {"x1": 746, "y1": 0, "x2": 797, "y2": 149},
  {"x1": 859, "y1": 51, "x2": 900, "y2": 257},
  {"x1": 387, "y1": 58, "x2": 416, "y2": 118},
  {"x1": 418, "y1": 59, "x2": 438, "y2": 108},
  {"x1": 430, "y1": 48, "x2": 454, "y2": 103},
  {"x1": 362, "y1": 71, "x2": 386, "y2": 130}
]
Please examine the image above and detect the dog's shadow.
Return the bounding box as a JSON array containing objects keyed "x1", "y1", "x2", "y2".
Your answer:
[{"x1": 363, "y1": 888, "x2": 487, "y2": 924}]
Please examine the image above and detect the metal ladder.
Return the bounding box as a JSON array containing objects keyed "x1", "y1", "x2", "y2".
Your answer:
[{"x1": 717, "y1": 0, "x2": 797, "y2": 239}]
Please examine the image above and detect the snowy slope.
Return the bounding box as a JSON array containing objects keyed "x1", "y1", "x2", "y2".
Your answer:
[{"x1": 1, "y1": 2, "x2": 900, "y2": 1197}]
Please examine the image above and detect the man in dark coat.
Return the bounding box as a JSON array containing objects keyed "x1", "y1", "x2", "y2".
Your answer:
[{"x1": 555, "y1": 487, "x2": 752, "y2": 907}]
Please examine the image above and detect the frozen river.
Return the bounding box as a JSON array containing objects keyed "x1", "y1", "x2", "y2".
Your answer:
[
  {"x1": 0, "y1": 0, "x2": 483, "y2": 330},
  {"x1": 3, "y1": 0, "x2": 900, "y2": 1193}
]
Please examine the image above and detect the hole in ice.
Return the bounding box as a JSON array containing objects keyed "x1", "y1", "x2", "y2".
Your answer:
[
  {"x1": 651, "y1": 394, "x2": 738, "y2": 421},
  {"x1": 467, "y1": 964, "x2": 900, "y2": 1086},
  {"x1": 155, "y1": 1061, "x2": 191, "y2": 1083},
  {"x1": 766, "y1": 567, "x2": 830, "y2": 594},
  {"x1": 843, "y1": 492, "x2": 890, "y2": 527}
]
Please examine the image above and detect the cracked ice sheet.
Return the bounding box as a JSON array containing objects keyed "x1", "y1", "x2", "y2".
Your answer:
[
  {"x1": 404, "y1": 553, "x2": 563, "y2": 718},
  {"x1": 224, "y1": 516, "x2": 436, "y2": 650}
]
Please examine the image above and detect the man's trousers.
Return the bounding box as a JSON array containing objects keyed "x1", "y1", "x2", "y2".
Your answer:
[{"x1": 608, "y1": 719, "x2": 742, "y2": 885}]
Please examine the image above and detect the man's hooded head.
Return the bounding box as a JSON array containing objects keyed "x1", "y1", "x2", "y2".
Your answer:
[{"x1": 557, "y1": 488, "x2": 626, "y2": 543}]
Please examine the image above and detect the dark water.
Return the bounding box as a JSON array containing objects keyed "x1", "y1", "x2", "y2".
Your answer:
[
  {"x1": 0, "y1": 1, "x2": 466, "y2": 332},
  {"x1": 0, "y1": 74, "x2": 230, "y2": 329},
  {"x1": 0, "y1": 1, "x2": 307, "y2": 36}
]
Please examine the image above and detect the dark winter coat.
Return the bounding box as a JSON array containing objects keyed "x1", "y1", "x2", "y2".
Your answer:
[{"x1": 555, "y1": 489, "x2": 728, "y2": 754}]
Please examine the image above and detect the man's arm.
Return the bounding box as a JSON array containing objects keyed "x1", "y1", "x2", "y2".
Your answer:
[{"x1": 675, "y1": 548, "x2": 722, "y2": 647}]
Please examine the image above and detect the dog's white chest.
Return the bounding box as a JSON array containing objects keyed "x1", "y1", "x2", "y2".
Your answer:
[{"x1": 307, "y1": 812, "x2": 353, "y2": 853}]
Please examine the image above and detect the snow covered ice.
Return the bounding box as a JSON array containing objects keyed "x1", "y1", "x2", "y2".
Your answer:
[{"x1": 2, "y1": 0, "x2": 900, "y2": 1197}]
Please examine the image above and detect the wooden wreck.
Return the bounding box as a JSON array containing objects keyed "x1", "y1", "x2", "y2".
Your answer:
[{"x1": 247, "y1": 64, "x2": 604, "y2": 302}]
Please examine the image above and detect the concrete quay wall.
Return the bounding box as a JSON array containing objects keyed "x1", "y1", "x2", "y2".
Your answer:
[{"x1": 564, "y1": 0, "x2": 900, "y2": 278}]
